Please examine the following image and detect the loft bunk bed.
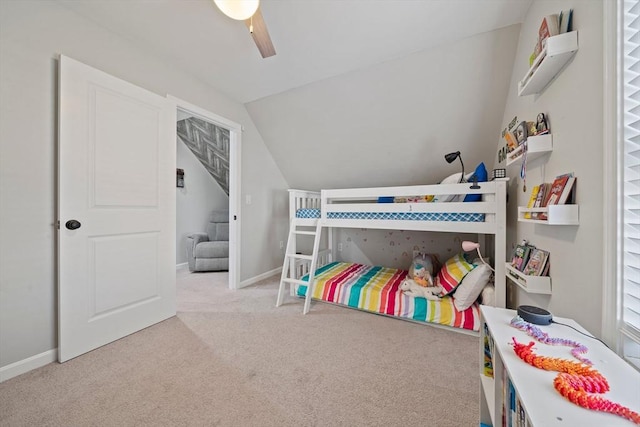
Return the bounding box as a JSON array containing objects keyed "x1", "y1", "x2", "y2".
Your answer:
[{"x1": 276, "y1": 178, "x2": 508, "y2": 332}]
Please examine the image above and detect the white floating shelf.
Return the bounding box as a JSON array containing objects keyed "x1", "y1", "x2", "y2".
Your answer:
[
  {"x1": 505, "y1": 263, "x2": 552, "y2": 294},
  {"x1": 517, "y1": 204, "x2": 579, "y2": 225},
  {"x1": 506, "y1": 134, "x2": 553, "y2": 167},
  {"x1": 518, "y1": 31, "x2": 579, "y2": 96}
]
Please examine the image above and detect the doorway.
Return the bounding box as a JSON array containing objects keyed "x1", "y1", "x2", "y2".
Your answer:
[{"x1": 170, "y1": 97, "x2": 241, "y2": 290}]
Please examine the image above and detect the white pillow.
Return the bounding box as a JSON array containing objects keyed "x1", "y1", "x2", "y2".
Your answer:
[
  {"x1": 453, "y1": 263, "x2": 493, "y2": 311},
  {"x1": 433, "y1": 172, "x2": 474, "y2": 203}
]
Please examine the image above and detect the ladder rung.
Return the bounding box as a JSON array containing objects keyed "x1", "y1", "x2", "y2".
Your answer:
[
  {"x1": 294, "y1": 230, "x2": 316, "y2": 235},
  {"x1": 282, "y1": 278, "x2": 308, "y2": 285},
  {"x1": 287, "y1": 254, "x2": 313, "y2": 260}
]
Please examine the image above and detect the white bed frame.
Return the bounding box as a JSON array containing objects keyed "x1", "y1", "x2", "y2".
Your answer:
[{"x1": 278, "y1": 179, "x2": 509, "y2": 316}]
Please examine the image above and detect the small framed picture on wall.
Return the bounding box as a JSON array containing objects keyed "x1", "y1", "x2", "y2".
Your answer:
[{"x1": 176, "y1": 168, "x2": 185, "y2": 188}]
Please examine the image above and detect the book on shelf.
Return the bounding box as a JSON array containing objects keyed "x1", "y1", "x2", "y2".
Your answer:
[
  {"x1": 558, "y1": 9, "x2": 573, "y2": 34},
  {"x1": 523, "y1": 248, "x2": 550, "y2": 276},
  {"x1": 504, "y1": 129, "x2": 519, "y2": 153},
  {"x1": 532, "y1": 182, "x2": 551, "y2": 219},
  {"x1": 509, "y1": 378, "x2": 516, "y2": 427},
  {"x1": 542, "y1": 258, "x2": 550, "y2": 277},
  {"x1": 539, "y1": 173, "x2": 575, "y2": 219},
  {"x1": 511, "y1": 243, "x2": 534, "y2": 272},
  {"x1": 558, "y1": 176, "x2": 576, "y2": 204},
  {"x1": 517, "y1": 396, "x2": 527, "y2": 427},
  {"x1": 524, "y1": 185, "x2": 540, "y2": 219},
  {"x1": 544, "y1": 173, "x2": 572, "y2": 206},
  {"x1": 502, "y1": 366, "x2": 508, "y2": 427},
  {"x1": 483, "y1": 323, "x2": 494, "y2": 378},
  {"x1": 538, "y1": 14, "x2": 559, "y2": 52}
]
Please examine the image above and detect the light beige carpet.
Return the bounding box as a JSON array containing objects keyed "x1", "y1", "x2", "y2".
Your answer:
[{"x1": 0, "y1": 270, "x2": 480, "y2": 426}]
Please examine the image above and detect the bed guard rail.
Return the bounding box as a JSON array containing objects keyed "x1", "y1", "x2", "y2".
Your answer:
[{"x1": 288, "y1": 189, "x2": 320, "y2": 220}]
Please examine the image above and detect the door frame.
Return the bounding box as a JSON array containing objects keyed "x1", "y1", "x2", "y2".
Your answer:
[{"x1": 169, "y1": 96, "x2": 241, "y2": 290}]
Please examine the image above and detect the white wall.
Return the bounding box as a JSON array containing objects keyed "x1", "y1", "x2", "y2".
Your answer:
[
  {"x1": 493, "y1": 1, "x2": 604, "y2": 334},
  {"x1": 248, "y1": 24, "x2": 520, "y2": 270},
  {"x1": 0, "y1": 1, "x2": 289, "y2": 368},
  {"x1": 336, "y1": 229, "x2": 483, "y2": 270},
  {"x1": 247, "y1": 25, "x2": 520, "y2": 191},
  {"x1": 176, "y1": 137, "x2": 228, "y2": 265}
]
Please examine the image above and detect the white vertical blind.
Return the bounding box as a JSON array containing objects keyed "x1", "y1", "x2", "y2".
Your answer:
[{"x1": 620, "y1": 0, "x2": 640, "y2": 367}]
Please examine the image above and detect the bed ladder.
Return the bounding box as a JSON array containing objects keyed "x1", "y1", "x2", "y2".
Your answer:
[{"x1": 276, "y1": 220, "x2": 323, "y2": 314}]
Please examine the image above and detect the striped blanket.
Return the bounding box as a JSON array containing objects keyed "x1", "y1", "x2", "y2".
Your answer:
[{"x1": 297, "y1": 262, "x2": 480, "y2": 331}]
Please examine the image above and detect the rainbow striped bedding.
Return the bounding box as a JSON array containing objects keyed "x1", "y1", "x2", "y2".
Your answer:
[{"x1": 297, "y1": 262, "x2": 480, "y2": 331}]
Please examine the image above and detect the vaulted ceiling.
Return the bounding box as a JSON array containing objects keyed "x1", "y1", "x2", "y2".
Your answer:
[
  {"x1": 58, "y1": 0, "x2": 532, "y2": 188},
  {"x1": 58, "y1": 0, "x2": 531, "y2": 103}
]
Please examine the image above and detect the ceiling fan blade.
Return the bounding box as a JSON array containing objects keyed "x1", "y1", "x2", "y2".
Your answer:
[{"x1": 244, "y1": 8, "x2": 276, "y2": 58}]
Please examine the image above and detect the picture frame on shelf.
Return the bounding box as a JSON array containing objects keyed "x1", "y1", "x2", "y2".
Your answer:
[
  {"x1": 535, "y1": 113, "x2": 549, "y2": 135},
  {"x1": 514, "y1": 121, "x2": 528, "y2": 145}
]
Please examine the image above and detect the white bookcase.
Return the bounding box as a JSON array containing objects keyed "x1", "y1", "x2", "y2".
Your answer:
[{"x1": 480, "y1": 306, "x2": 640, "y2": 427}]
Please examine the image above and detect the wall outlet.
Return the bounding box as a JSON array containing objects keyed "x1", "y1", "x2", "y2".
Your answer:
[
  {"x1": 245, "y1": 194, "x2": 252, "y2": 205},
  {"x1": 338, "y1": 243, "x2": 343, "y2": 251},
  {"x1": 279, "y1": 241, "x2": 284, "y2": 249}
]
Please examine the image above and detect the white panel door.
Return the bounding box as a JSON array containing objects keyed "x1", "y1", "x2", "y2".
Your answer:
[{"x1": 58, "y1": 55, "x2": 176, "y2": 362}]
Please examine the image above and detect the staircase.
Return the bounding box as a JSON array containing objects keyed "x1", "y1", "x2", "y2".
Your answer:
[{"x1": 177, "y1": 117, "x2": 230, "y2": 195}]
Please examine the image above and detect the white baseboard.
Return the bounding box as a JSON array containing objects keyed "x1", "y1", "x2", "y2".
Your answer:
[
  {"x1": 239, "y1": 267, "x2": 281, "y2": 288},
  {"x1": 0, "y1": 349, "x2": 57, "y2": 383},
  {"x1": 0, "y1": 267, "x2": 281, "y2": 381},
  {"x1": 176, "y1": 262, "x2": 188, "y2": 270}
]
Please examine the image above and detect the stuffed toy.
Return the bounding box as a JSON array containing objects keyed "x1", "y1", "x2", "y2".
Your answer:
[
  {"x1": 408, "y1": 253, "x2": 439, "y2": 287},
  {"x1": 412, "y1": 264, "x2": 433, "y2": 287},
  {"x1": 400, "y1": 279, "x2": 443, "y2": 300}
]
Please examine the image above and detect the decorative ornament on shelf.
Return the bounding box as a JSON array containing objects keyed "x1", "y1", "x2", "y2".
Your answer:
[
  {"x1": 492, "y1": 168, "x2": 506, "y2": 179},
  {"x1": 535, "y1": 112, "x2": 549, "y2": 135}
]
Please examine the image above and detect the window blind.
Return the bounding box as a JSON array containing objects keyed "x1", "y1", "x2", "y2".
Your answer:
[{"x1": 620, "y1": 0, "x2": 640, "y2": 368}]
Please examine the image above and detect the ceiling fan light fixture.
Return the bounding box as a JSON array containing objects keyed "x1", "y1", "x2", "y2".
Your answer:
[{"x1": 214, "y1": 0, "x2": 259, "y2": 21}]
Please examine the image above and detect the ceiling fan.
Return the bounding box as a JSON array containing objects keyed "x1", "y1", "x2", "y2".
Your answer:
[{"x1": 213, "y1": 0, "x2": 276, "y2": 58}]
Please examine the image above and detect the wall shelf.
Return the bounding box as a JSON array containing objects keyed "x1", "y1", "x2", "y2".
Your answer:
[
  {"x1": 506, "y1": 134, "x2": 553, "y2": 167},
  {"x1": 517, "y1": 204, "x2": 579, "y2": 225},
  {"x1": 505, "y1": 263, "x2": 551, "y2": 294},
  {"x1": 518, "y1": 31, "x2": 579, "y2": 96}
]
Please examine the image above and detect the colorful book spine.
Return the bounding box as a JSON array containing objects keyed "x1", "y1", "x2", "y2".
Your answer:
[{"x1": 524, "y1": 185, "x2": 540, "y2": 219}]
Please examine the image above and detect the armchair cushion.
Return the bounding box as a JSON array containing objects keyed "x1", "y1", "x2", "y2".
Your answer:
[
  {"x1": 206, "y1": 212, "x2": 229, "y2": 241},
  {"x1": 195, "y1": 241, "x2": 229, "y2": 259}
]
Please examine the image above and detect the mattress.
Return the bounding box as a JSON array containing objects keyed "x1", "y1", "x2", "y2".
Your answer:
[
  {"x1": 295, "y1": 208, "x2": 484, "y2": 222},
  {"x1": 297, "y1": 262, "x2": 480, "y2": 331}
]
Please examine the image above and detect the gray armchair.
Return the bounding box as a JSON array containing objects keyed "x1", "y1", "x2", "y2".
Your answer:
[{"x1": 186, "y1": 211, "x2": 229, "y2": 272}]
